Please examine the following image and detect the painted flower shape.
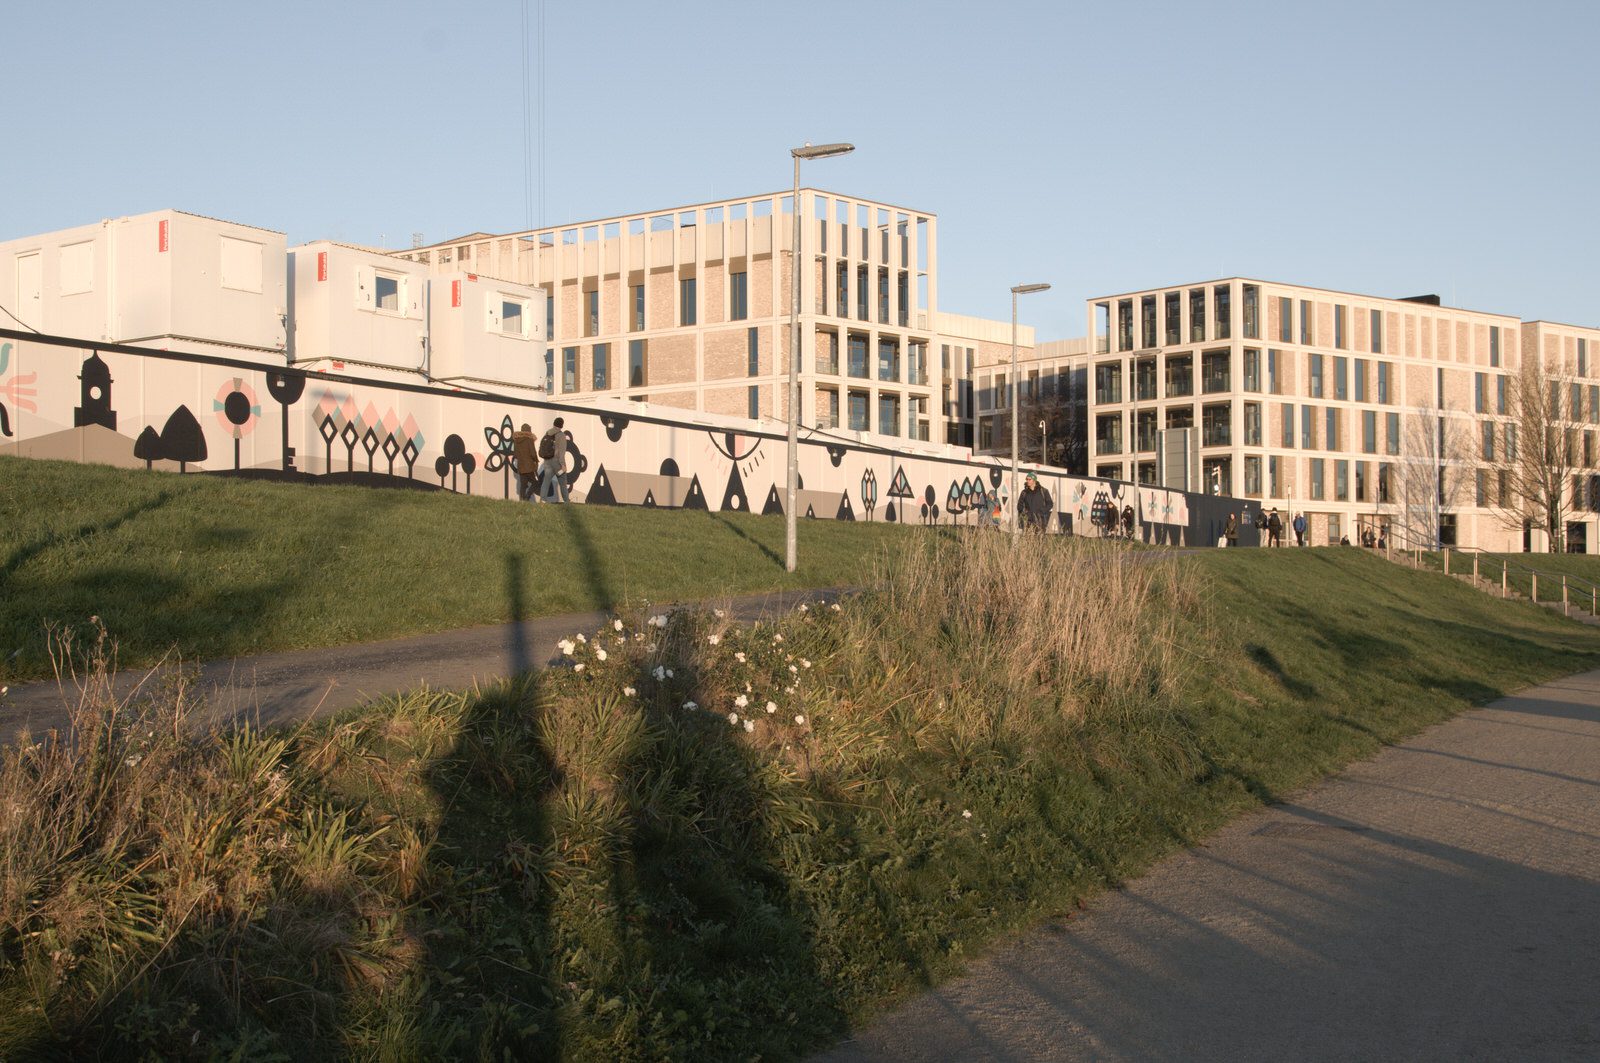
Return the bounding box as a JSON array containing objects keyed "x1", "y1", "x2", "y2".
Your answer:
[{"x1": 213, "y1": 379, "x2": 261, "y2": 438}]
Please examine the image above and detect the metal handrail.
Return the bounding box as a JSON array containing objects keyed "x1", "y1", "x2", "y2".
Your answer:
[{"x1": 1434, "y1": 544, "x2": 1600, "y2": 616}]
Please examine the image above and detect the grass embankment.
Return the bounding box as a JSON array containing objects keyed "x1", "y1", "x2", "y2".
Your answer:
[
  {"x1": 4, "y1": 536, "x2": 1597, "y2": 1059},
  {"x1": 0, "y1": 455, "x2": 919, "y2": 682}
]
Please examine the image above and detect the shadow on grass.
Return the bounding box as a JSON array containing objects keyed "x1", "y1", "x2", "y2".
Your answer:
[
  {"x1": 0, "y1": 488, "x2": 181, "y2": 585},
  {"x1": 709, "y1": 512, "x2": 784, "y2": 569}
]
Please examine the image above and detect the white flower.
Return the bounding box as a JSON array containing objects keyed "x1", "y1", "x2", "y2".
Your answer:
[
  {"x1": 830, "y1": 603, "x2": 841, "y2": 612},
  {"x1": 649, "y1": 614, "x2": 669, "y2": 628},
  {"x1": 707, "y1": 634, "x2": 721, "y2": 646},
  {"x1": 789, "y1": 665, "x2": 798, "y2": 674},
  {"x1": 576, "y1": 633, "x2": 587, "y2": 643},
  {"x1": 800, "y1": 659, "x2": 811, "y2": 669},
  {"x1": 734, "y1": 694, "x2": 749, "y2": 708},
  {"x1": 798, "y1": 603, "x2": 808, "y2": 612},
  {"x1": 714, "y1": 608, "x2": 726, "y2": 619},
  {"x1": 684, "y1": 701, "x2": 699, "y2": 711},
  {"x1": 766, "y1": 700, "x2": 778, "y2": 714},
  {"x1": 574, "y1": 662, "x2": 586, "y2": 672},
  {"x1": 794, "y1": 714, "x2": 806, "y2": 725},
  {"x1": 961, "y1": 810, "x2": 972, "y2": 819},
  {"x1": 785, "y1": 685, "x2": 796, "y2": 694},
  {"x1": 728, "y1": 712, "x2": 740, "y2": 725},
  {"x1": 595, "y1": 647, "x2": 608, "y2": 661},
  {"x1": 745, "y1": 682, "x2": 752, "y2": 692},
  {"x1": 666, "y1": 668, "x2": 675, "y2": 678},
  {"x1": 652, "y1": 665, "x2": 666, "y2": 681},
  {"x1": 557, "y1": 639, "x2": 575, "y2": 656},
  {"x1": 735, "y1": 652, "x2": 747, "y2": 663},
  {"x1": 774, "y1": 633, "x2": 784, "y2": 643},
  {"x1": 623, "y1": 686, "x2": 636, "y2": 697},
  {"x1": 125, "y1": 755, "x2": 141, "y2": 767},
  {"x1": 743, "y1": 719, "x2": 755, "y2": 733},
  {"x1": 634, "y1": 633, "x2": 644, "y2": 641},
  {"x1": 613, "y1": 619, "x2": 624, "y2": 631}
]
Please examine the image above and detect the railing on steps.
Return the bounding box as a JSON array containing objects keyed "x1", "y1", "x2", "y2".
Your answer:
[{"x1": 1432, "y1": 546, "x2": 1600, "y2": 618}]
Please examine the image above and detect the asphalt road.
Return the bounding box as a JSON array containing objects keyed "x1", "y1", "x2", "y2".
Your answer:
[{"x1": 816, "y1": 670, "x2": 1600, "y2": 1063}]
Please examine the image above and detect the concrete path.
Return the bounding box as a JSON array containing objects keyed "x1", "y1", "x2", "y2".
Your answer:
[
  {"x1": 0, "y1": 586, "x2": 843, "y2": 742},
  {"x1": 818, "y1": 671, "x2": 1600, "y2": 1063}
]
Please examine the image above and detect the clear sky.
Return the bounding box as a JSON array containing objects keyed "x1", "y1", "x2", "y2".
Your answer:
[{"x1": 5, "y1": 0, "x2": 1596, "y2": 341}]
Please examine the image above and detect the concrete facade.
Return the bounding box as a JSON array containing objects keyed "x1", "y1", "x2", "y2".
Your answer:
[{"x1": 1084, "y1": 278, "x2": 1600, "y2": 551}]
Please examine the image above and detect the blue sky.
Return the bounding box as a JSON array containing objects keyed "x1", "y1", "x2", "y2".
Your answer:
[{"x1": 5, "y1": 0, "x2": 1596, "y2": 341}]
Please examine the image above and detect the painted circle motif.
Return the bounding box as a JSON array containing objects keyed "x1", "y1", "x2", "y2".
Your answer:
[{"x1": 213, "y1": 379, "x2": 261, "y2": 438}]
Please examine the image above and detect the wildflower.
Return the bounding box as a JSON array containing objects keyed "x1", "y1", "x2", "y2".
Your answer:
[
  {"x1": 647, "y1": 642, "x2": 657, "y2": 652},
  {"x1": 648, "y1": 614, "x2": 668, "y2": 628},
  {"x1": 574, "y1": 663, "x2": 585, "y2": 672},
  {"x1": 595, "y1": 647, "x2": 608, "y2": 661},
  {"x1": 728, "y1": 712, "x2": 740, "y2": 725},
  {"x1": 125, "y1": 755, "x2": 142, "y2": 767},
  {"x1": 684, "y1": 701, "x2": 699, "y2": 711},
  {"x1": 794, "y1": 714, "x2": 806, "y2": 725},
  {"x1": 623, "y1": 686, "x2": 636, "y2": 697},
  {"x1": 613, "y1": 619, "x2": 624, "y2": 632},
  {"x1": 798, "y1": 603, "x2": 808, "y2": 612},
  {"x1": 789, "y1": 665, "x2": 798, "y2": 674},
  {"x1": 576, "y1": 633, "x2": 587, "y2": 643},
  {"x1": 830, "y1": 603, "x2": 841, "y2": 612},
  {"x1": 785, "y1": 685, "x2": 796, "y2": 694},
  {"x1": 714, "y1": 608, "x2": 727, "y2": 619},
  {"x1": 774, "y1": 633, "x2": 784, "y2": 643},
  {"x1": 961, "y1": 810, "x2": 972, "y2": 819},
  {"x1": 745, "y1": 682, "x2": 752, "y2": 692},
  {"x1": 734, "y1": 694, "x2": 749, "y2": 708},
  {"x1": 634, "y1": 633, "x2": 644, "y2": 641},
  {"x1": 766, "y1": 700, "x2": 778, "y2": 714},
  {"x1": 666, "y1": 668, "x2": 675, "y2": 678},
  {"x1": 708, "y1": 634, "x2": 721, "y2": 646},
  {"x1": 800, "y1": 659, "x2": 811, "y2": 669},
  {"x1": 652, "y1": 665, "x2": 666, "y2": 681},
  {"x1": 557, "y1": 639, "x2": 575, "y2": 656},
  {"x1": 743, "y1": 719, "x2": 755, "y2": 733},
  {"x1": 735, "y1": 652, "x2": 747, "y2": 664}
]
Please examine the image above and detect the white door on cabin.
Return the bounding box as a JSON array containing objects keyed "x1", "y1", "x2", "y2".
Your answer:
[{"x1": 15, "y1": 252, "x2": 41, "y2": 330}]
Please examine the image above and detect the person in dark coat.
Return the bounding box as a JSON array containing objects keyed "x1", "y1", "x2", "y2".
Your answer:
[
  {"x1": 511, "y1": 422, "x2": 540, "y2": 501},
  {"x1": 1121, "y1": 503, "x2": 1135, "y2": 540},
  {"x1": 1293, "y1": 511, "x2": 1307, "y2": 547},
  {"x1": 1267, "y1": 507, "x2": 1283, "y2": 548},
  {"x1": 1018, "y1": 472, "x2": 1053, "y2": 531},
  {"x1": 1224, "y1": 512, "x2": 1239, "y2": 547}
]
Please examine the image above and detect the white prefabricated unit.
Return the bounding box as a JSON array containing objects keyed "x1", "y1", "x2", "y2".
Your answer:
[
  {"x1": 288, "y1": 241, "x2": 429, "y2": 375},
  {"x1": 426, "y1": 272, "x2": 546, "y2": 389},
  {"x1": 0, "y1": 209, "x2": 287, "y2": 361}
]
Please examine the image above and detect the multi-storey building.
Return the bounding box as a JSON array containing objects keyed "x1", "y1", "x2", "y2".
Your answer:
[
  {"x1": 966, "y1": 335, "x2": 1087, "y2": 470},
  {"x1": 392, "y1": 190, "x2": 1035, "y2": 448},
  {"x1": 1084, "y1": 278, "x2": 1600, "y2": 551}
]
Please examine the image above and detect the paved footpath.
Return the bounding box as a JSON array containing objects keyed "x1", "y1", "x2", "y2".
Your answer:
[
  {"x1": 1, "y1": 586, "x2": 842, "y2": 742},
  {"x1": 818, "y1": 670, "x2": 1600, "y2": 1063}
]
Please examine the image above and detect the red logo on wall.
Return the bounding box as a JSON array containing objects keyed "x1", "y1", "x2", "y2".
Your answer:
[
  {"x1": 158, "y1": 219, "x2": 169, "y2": 253},
  {"x1": 316, "y1": 251, "x2": 327, "y2": 281},
  {"x1": 451, "y1": 280, "x2": 461, "y2": 307}
]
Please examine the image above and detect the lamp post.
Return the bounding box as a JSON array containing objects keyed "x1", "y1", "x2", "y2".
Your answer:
[
  {"x1": 787, "y1": 141, "x2": 854, "y2": 573},
  {"x1": 1039, "y1": 418, "x2": 1048, "y2": 466},
  {"x1": 1010, "y1": 283, "x2": 1051, "y2": 535}
]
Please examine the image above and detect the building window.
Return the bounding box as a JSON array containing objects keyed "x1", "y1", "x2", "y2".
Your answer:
[
  {"x1": 1333, "y1": 356, "x2": 1348, "y2": 400},
  {"x1": 1497, "y1": 374, "x2": 1507, "y2": 414},
  {"x1": 678, "y1": 277, "x2": 696, "y2": 326},
  {"x1": 1165, "y1": 291, "x2": 1181, "y2": 346},
  {"x1": 836, "y1": 262, "x2": 848, "y2": 319},
  {"x1": 908, "y1": 341, "x2": 927, "y2": 386},
  {"x1": 818, "y1": 388, "x2": 840, "y2": 429},
  {"x1": 1214, "y1": 285, "x2": 1231, "y2": 340},
  {"x1": 729, "y1": 272, "x2": 748, "y2": 321},
  {"x1": 592, "y1": 343, "x2": 610, "y2": 390},
  {"x1": 1267, "y1": 349, "x2": 1280, "y2": 394},
  {"x1": 1371, "y1": 309, "x2": 1383, "y2": 354},
  {"x1": 1335, "y1": 460, "x2": 1349, "y2": 501},
  {"x1": 1334, "y1": 305, "x2": 1346, "y2": 349},
  {"x1": 1354, "y1": 359, "x2": 1368, "y2": 402},
  {"x1": 1244, "y1": 455, "x2": 1262, "y2": 496},
  {"x1": 500, "y1": 298, "x2": 527, "y2": 337},
  {"x1": 746, "y1": 327, "x2": 760, "y2": 376},
  {"x1": 1379, "y1": 463, "x2": 1393, "y2": 504},
  {"x1": 1355, "y1": 461, "x2": 1367, "y2": 503},
  {"x1": 1581, "y1": 338, "x2": 1589, "y2": 378},
  {"x1": 1310, "y1": 458, "x2": 1325, "y2": 500},
  {"x1": 898, "y1": 272, "x2": 910, "y2": 327},
  {"x1": 1118, "y1": 299, "x2": 1134, "y2": 351},
  {"x1": 1138, "y1": 461, "x2": 1158, "y2": 485},
  {"x1": 632, "y1": 283, "x2": 645, "y2": 331},
  {"x1": 1243, "y1": 348, "x2": 1260, "y2": 392},
  {"x1": 1301, "y1": 405, "x2": 1315, "y2": 450},
  {"x1": 1488, "y1": 325, "x2": 1499, "y2": 366},
  {"x1": 1279, "y1": 297, "x2": 1293, "y2": 343},
  {"x1": 1096, "y1": 363, "x2": 1123, "y2": 404},
  {"x1": 1476, "y1": 469, "x2": 1489, "y2": 508},
  {"x1": 848, "y1": 390, "x2": 870, "y2": 431},
  {"x1": 878, "y1": 269, "x2": 890, "y2": 324},
  {"x1": 1326, "y1": 407, "x2": 1338, "y2": 450},
  {"x1": 1135, "y1": 359, "x2": 1156, "y2": 401},
  {"x1": 748, "y1": 385, "x2": 760, "y2": 420},
  {"x1": 1165, "y1": 354, "x2": 1193, "y2": 397},
  {"x1": 1482, "y1": 421, "x2": 1496, "y2": 461},
  {"x1": 1269, "y1": 455, "x2": 1280, "y2": 496},
  {"x1": 1378, "y1": 362, "x2": 1391, "y2": 404},
  {"x1": 1474, "y1": 372, "x2": 1486, "y2": 413},
  {"x1": 1097, "y1": 463, "x2": 1124, "y2": 481},
  {"x1": 1136, "y1": 409, "x2": 1158, "y2": 451},
  {"x1": 1590, "y1": 385, "x2": 1599, "y2": 425},
  {"x1": 1386, "y1": 411, "x2": 1400, "y2": 455},
  {"x1": 1166, "y1": 405, "x2": 1195, "y2": 431},
  {"x1": 1141, "y1": 295, "x2": 1157, "y2": 349},
  {"x1": 1243, "y1": 402, "x2": 1261, "y2": 445},
  {"x1": 847, "y1": 334, "x2": 869, "y2": 379},
  {"x1": 1096, "y1": 413, "x2": 1123, "y2": 455},
  {"x1": 628, "y1": 339, "x2": 647, "y2": 388},
  {"x1": 562, "y1": 346, "x2": 578, "y2": 392},
  {"x1": 878, "y1": 393, "x2": 900, "y2": 436},
  {"x1": 1300, "y1": 299, "x2": 1312, "y2": 345},
  {"x1": 1190, "y1": 288, "x2": 1206, "y2": 343},
  {"x1": 1203, "y1": 457, "x2": 1231, "y2": 496},
  {"x1": 1202, "y1": 350, "x2": 1230, "y2": 393},
  {"x1": 818, "y1": 331, "x2": 839, "y2": 375},
  {"x1": 585, "y1": 290, "x2": 599, "y2": 337},
  {"x1": 1202, "y1": 403, "x2": 1232, "y2": 447},
  {"x1": 1281, "y1": 403, "x2": 1294, "y2": 448},
  {"x1": 878, "y1": 337, "x2": 900, "y2": 382},
  {"x1": 857, "y1": 266, "x2": 869, "y2": 321},
  {"x1": 544, "y1": 349, "x2": 554, "y2": 393},
  {"x1": 1308, "y1": 353, "x2": 1324, "y2": 398},
  {"x1": 1362, "y1": 409, "x2": 1377, "y2": 453},
  {"x1": 1243, "y1": 285, "x2": 1259, "y2": 340}
]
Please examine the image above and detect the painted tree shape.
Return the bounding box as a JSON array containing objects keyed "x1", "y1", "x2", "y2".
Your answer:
[
  {"x1": 134, "y1": 426, "x2": 161, "y2": 470},
  {"x1": 483, "y1": 415, "x2": 515, "y2": 498},
  {"x1": 158, "y1": 405, "x2": 207, "y2": 473}
]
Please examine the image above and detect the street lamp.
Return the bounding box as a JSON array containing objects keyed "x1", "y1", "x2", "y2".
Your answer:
[
  {"x1": 1010, "y1": 282, "x2": 1051, "y2": 535},
  {"x1": 787, "y1": 141, "x2": 855, "y2": 573},
  {"x1": 1039, "y1": 418, "x2": 1048, "y2": 466}
]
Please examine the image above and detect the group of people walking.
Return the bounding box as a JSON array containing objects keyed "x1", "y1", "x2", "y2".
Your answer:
[
  {"x1": 1221, "y1": 508, "x2": 1386, "y2": 549},
  {"x1": 510, "y1": 419, "x2": 571, "y2": 503}
]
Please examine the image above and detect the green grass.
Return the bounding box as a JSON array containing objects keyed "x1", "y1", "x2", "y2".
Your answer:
[
  {"x1": 1411, "y1": 548, "x2": 1600, "y2": 605},
  {"x1": 0, "y1": 455, "x2": 922, "y2": 682},
  {"x1": 5, "y1": 535, "x2": 1597, "y2": 1059}
]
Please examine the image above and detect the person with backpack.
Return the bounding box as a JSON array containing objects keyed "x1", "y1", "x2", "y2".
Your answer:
[
  {"x1": 511, "y1": 422, "x2": 540, "y2": 502},
  {"x1": 1267, "y1": 507, "x2": 1283, "y2": 548},
  {"x1": 537, "y1": 417, "x2": 570, "y2": 503}
]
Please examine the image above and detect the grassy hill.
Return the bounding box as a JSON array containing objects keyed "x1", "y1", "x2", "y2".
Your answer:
[
  {"x1": 0, "y1": 456, "x2": 924, "y2": 682},
  {"x1": 3, "y1": 525, "x2": 1596, "y2": 1059}
]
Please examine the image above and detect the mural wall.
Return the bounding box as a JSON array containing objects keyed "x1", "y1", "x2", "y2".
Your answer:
[{"x1": 0, "y1": 329, "x2": 1252, "y2": 546}]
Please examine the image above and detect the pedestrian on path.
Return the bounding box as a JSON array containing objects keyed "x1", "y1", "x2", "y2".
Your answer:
[
  {"x1": 1293, "y1": 511, "x2": 1307, "y2": 547},
  {"x1": 538, "y1": 417, "x2": 570, "y2": 503},
  {"x1": 1267, "y1": 507, "x2": 1283, "y2": 548},
  {"x1": 511, "y1": 422, "x2": 540, "y2": 502},
  {"x1": 1018, "y1": 472, "x2": 1053, "y2": 531},
  {"x1": 1225, "y1": 512, "x2": 1239, "y2": 548}
]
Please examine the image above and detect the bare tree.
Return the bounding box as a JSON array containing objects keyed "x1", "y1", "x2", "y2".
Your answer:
[
  {"x1": 1019, "y1": 393, "x2": 1087, "y2": 474},
  {"x1": 1385, "y1": 402, "x2": 1473, "y2": 550},
  {"x1": 1487, "y1": 357, "x2": 1579, "y2": 553}
]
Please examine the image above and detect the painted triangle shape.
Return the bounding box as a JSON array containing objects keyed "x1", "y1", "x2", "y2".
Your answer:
[
  {"x1": 585, "y1": 465, "x2": 618, "y2": 506},
  {"x1": 762, "y1": 484, "x2": 784, "y2": 516}
]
